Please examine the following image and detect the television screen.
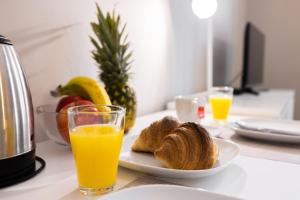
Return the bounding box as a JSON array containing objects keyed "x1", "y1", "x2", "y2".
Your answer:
[{"x1": 242, "y1": 23, "x2": 266, "y2": 88}]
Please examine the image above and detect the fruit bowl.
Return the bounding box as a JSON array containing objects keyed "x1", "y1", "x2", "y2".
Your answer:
[{"x1": 36, "y1": 104, "x2": 70, "y2": 146}]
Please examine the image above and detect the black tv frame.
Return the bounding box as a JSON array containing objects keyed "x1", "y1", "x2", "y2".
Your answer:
[{"x1": 234, "y1": 22, "x2": 265, "y2": 95}]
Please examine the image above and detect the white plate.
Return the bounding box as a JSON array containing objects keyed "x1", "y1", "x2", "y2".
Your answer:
[
  {"x1": 119, "y1": 135, "x2": 240, "y2": 178},
  {"x1": 232, "y1": 124, "x2": 300, "y2": 144},
  {"x1": 236, "y1": 118, "x2": 300, "y2": 136},
  {"x1": 99, "y1": 185, "x2": 240, "y2": 200}
]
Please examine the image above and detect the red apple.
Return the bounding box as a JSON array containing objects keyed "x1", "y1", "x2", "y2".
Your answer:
[
  {"x1": 56, "y1": 99, "x2": 95, "y2": 143},
  {"x1": 55, "y1": 95, "x2": 85, "y2": 112},
  {"x1": 74, "y1": 106, "x2": 100, "y2": 127}
]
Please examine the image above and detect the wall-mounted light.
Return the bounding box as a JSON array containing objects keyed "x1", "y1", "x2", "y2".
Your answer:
[
  {"x1": 192, "y1": 0, "x2": 218, "y2": 19},
  {"x1": 192, "y1": 0, "x2": 218, "y2": 90}
]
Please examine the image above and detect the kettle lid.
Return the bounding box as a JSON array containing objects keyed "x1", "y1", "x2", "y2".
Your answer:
[{"x1": 0, "y1": 35, "x2": 12, "y2": 45}]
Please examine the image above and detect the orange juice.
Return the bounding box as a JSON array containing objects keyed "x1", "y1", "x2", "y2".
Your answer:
[
  {"x1": 209, "y1": 96, "x2": 232, "y2": 120},
  {"x1": 70, "y1": 125, "x2": 123, "y2": 189}
]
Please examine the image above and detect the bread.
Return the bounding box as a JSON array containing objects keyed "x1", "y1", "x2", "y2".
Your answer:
[
  {"x1": 131, "y1": 116, "x2": 180, "y2": 153},
  {"x1": 154, "y1": 122, "x2": 219, "y2": 170}
]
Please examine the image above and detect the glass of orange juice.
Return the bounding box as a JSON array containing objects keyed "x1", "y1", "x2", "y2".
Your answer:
[
  {"x1": 209, "y1": 87, "x2": 233, "y2": 126},
  {"x1": 67, "y1": 105, "x2": 125, "y2": 195}
]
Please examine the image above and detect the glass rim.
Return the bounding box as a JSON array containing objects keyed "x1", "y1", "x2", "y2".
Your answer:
[
  {"x1": 67, "y1": 104, "x2": 126, "y2": 115},
  {"x1": 210, "y1": 86, "x2": 233, "y2": 92},
  {"x1": 175, "y1": 94, "x2": 207, "y2": 100}
]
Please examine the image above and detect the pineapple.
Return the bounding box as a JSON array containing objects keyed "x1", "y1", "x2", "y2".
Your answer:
[{"x1": 90, "y1": 4, "x2": 137, "y2": 132}]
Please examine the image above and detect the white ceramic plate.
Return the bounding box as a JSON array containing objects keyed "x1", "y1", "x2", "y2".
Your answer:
[
  {"x1": 119, "y1": 135, "x2": 240, "y2": 178},
  {"x1": 232, "y1": 124, "x2": 300, "y2": 144},
  {"x1": 236, "y1": 118, "x2": 300, "y2": 136},
  {"x1": 99, "y1": 185, "x2": 240, "y2": 200}
]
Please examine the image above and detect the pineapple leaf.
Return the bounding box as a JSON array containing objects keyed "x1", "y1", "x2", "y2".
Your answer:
[
  {"x1": 90, "y1": 37, "x2": 101, "y2": 51},
  {"x1": 90, "y1": 3, "x2": 133, "y2": 86}
]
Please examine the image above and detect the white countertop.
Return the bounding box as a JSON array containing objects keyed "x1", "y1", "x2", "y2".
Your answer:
[
  {"x1": 167, "y1": 89, "x2": 295, "y2": 119},
  {"x1": 1, "y1": 110, "x2": 300, "y2": 200},
  {"x1": 230, "y1": 89, "x2": 295, "y2": 118}
]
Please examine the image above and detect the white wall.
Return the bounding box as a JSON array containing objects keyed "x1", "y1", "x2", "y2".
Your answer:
[
  {"x1": 247, "y1": 0, "x2": 300, "y2": 119},
  {"x1": 0, "y1": 0, "x2": 247, "y2": 141},
  {"x1": 0, "y1": 0, "x2": 208, "y2": 141}
]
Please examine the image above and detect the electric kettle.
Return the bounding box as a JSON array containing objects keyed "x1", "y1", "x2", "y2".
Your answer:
[{"x1": 0, "y1": 35, "x2": 45, "y2": 188}]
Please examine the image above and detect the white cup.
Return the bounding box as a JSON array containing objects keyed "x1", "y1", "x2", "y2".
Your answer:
[{"x1": 175, "y1": 96, "x2": 207, "y2": 123}]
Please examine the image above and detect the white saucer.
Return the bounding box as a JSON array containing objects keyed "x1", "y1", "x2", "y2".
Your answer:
[
  {"x1": 204, "y1": 125, "x2": 223, "y2": 137},
  {"x1": 119, "y1": 135, "x2": 240, "y2": 179}
]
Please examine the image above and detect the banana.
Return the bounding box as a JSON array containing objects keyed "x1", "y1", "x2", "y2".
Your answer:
[{"x1": 51, "y1": 76, "x2": 111, "y2": 105}]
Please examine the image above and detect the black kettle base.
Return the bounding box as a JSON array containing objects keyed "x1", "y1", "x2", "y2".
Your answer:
[{"x1": 0, "y1": 150, "x2": 46, "y2": 188}]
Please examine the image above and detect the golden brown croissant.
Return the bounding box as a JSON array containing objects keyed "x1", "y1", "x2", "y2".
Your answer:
[
  {"x1": 131, "y1": 116, "x2": 180, "y2": 153},
  {"x1": 154, "y1": 122, "x2": 218, "y2": 170}
]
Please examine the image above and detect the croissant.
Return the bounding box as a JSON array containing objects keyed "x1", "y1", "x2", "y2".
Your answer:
[
  {"x1": 154, "y1": 122, "x2": 218, "y2": 170},
  {"x1": 131, "y1": 116, "x2": 180, "y2": 153}
]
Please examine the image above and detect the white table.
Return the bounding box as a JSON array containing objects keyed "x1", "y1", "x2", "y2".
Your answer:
[
  {"x1": 167, "y1": 89, "x2": 295, "y2": 119},
  {"x1": 1, "y1": 110, "x2": 300, "y2": 200}
]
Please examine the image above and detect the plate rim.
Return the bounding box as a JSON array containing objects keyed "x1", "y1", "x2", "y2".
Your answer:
[
  {"x1": 239, "y1": 117, "x2": 300, "y2": 124},
  {"x1": 98, "y1": 184, "x2": 240, "y2": 200}
]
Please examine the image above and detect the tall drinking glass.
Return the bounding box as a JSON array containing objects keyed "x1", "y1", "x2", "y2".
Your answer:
[
  {"x1": 68, "y1": 105, "x2": 125, "y2": 195},
  {"x1": 209, "y1": 87, "x2": 233, "y2": 126}
]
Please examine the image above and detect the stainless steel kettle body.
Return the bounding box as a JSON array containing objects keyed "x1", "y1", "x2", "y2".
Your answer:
[{"x1": 0, "y1": 35, "x2": 36, "y2": 185}]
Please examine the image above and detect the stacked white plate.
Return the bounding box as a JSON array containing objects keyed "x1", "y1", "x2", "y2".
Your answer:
[{"x1": 232, "y1": 118, "x2": 300, "y2": 143}]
